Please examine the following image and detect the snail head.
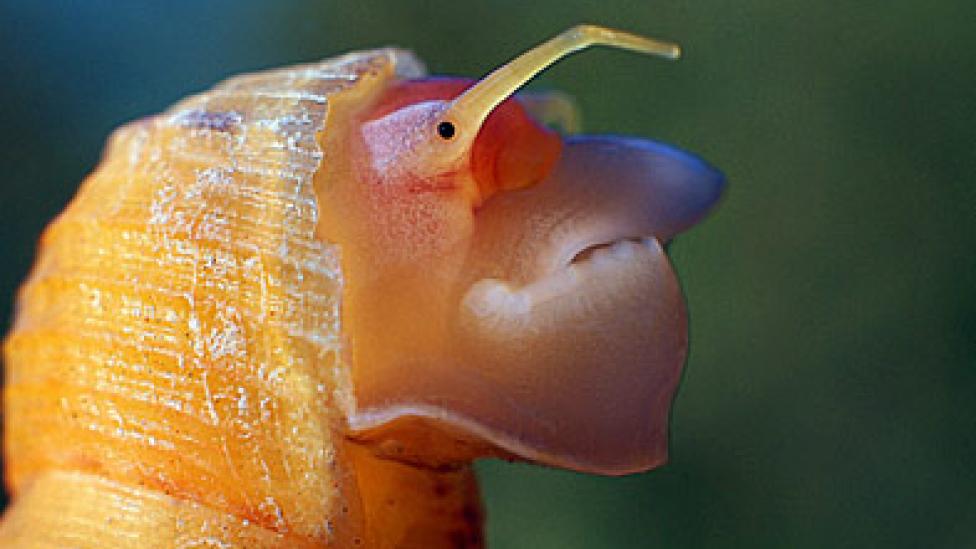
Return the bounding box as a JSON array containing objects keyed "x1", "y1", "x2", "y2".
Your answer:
[{"x1": 320, "y1": 25, "x2": 724, "y2": 475}]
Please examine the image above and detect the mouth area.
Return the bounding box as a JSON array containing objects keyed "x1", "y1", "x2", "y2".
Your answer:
[
  {"x1": 453, "y1": 227, "x2": 686, "y2": 475},
  {"x1": 568, "y1": 236, "x2": 658, "y2": 266},
  {"x1": 461, "y1": 234, "x2": 671, "y2": 323}
]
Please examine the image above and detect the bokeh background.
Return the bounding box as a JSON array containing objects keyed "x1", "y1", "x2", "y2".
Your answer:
[{"x1": 1, "y1": 1, "x2": 974, "y2": 547}]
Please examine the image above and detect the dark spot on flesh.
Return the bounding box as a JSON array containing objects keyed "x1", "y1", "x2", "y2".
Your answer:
[{"x1": 437, "y1": 121, "x2": 456, "y2": 140}]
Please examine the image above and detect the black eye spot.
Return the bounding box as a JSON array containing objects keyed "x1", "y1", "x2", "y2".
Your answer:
[{"x1": 437, "y1": 121, "x2": 456, "y2": 140}]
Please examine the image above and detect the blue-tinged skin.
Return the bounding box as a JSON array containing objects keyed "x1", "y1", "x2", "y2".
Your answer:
[{"x1": 563, "y1": 136, "x2": 725, "y2": 241}]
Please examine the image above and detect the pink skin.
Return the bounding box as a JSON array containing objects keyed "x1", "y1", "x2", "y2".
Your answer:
[{"x1": 336, "y1": 79, "x2": 725, "y2": 474}]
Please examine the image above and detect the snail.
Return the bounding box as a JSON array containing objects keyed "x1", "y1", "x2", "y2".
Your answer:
[{"x1": 0, "y1": 24, "x2": 724, "y2": 548}]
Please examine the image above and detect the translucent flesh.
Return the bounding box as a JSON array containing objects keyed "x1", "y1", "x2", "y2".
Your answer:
[{"x1": 340, "y1": 135, "x2": 724, "y2": 474}]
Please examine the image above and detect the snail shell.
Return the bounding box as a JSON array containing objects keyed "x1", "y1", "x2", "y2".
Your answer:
[{"x1": 2, "y1": 49, "x2": 481, "y2": 548}]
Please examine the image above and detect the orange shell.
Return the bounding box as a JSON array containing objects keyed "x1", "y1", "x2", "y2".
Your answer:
[{"x1": 2, "y1": 49, "x2": 482, "y2": 548}]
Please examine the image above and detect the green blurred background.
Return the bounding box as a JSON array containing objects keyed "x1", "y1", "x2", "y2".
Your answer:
[{"x1": 1, "y1": 1, "x2": 973, "y2": 547}]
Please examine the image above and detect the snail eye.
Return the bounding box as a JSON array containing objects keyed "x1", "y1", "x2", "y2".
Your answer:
[{"x1": 437, "y1": 121, "x2": 456, "y2": 140}]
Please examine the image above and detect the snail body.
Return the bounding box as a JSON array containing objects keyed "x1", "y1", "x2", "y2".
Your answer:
[{"x1": 2, "y1": 26, "x2": 724, "y2": 547}]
